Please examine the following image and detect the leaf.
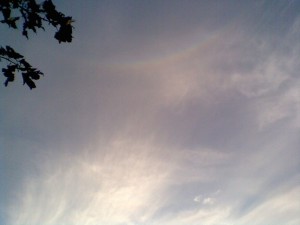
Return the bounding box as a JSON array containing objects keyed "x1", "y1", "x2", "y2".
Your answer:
[
  {"x1": 55, "y1": 24, "x2": 73, "y2": 43},
  {"x1": 0, "y1": 46, "x2": 6, "y2": 55},
  {"x1": 28, "y1": 69, "x2": 42, "y2": 80},
  {"x1": 5, "y1": 46, "x2": 24, "y2": 59},
  {"x1": 43, "y1": 0, "x2": 56, "y2": 12},
  {"x1": 22, "y1": 29, "x2": 28, "y2": 38},
  {"x1": 22, "y1": 73, "x2": 36, "y2": 89},
  {"x1": 1, "y1": 7, "x2": 11, "y2": 20},
  {"x1": 7, "y1": 16, "x2": 19, "y2": 28},
  {"x1": 4, "y1": 77, "x2": 12, "y2": 87},
  {"x1": 20, "y1": 59, "x2": 31, "y2": 68},
  {"x1": 2, "y1": 64, "x2": 16, "y2": 86}
]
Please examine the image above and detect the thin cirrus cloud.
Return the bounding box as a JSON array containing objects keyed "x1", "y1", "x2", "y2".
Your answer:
[
  {"x1": 1, "y1": 1, "x2": 300, "y2": 225},
  {"x1": 6, "y1": 137, "x2": 174, "y2": 225}
]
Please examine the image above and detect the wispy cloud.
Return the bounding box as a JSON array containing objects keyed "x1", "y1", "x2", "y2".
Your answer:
[
  {"x1": 238, "y1": 184, "x2": 300, "y2": 225},
  {"x1": 7, "y1": 136, "x2": 175, "y2": 225},
  {"x1": 2, "y1": 1, "x2": 300, "y2": 225}
]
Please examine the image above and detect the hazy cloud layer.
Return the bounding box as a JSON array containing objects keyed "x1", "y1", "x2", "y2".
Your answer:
[{"x1": 1, "y1": 1, "x2": 300, "y2": 225}]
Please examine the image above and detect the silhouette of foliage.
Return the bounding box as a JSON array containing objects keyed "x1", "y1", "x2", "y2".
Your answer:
[{"x1": 0, "y1": 0, "x2": 74, "y2": 89}]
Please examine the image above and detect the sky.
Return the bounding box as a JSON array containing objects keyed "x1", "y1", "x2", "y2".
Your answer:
[{"x1": 1, "y1": 0, "x2": 300, "y2": 225}]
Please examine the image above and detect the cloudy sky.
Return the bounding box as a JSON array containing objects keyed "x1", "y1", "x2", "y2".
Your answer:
[{"x1": 1, "y1": 0, "x2": 300, "y2": 224}]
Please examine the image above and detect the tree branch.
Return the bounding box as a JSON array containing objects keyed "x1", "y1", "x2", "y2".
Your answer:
[{"x1": 0, "y1": 55, "x2": 19, "y2": 66}]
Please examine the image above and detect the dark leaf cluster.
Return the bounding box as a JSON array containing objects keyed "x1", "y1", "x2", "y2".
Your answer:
[
  {"x1": 0, "y1": 0, "x2": 74, "y2": 89},
  {"x1": 0, "y1": 0, "x2": 74, "y2": 42},
  {"x1": 0, "y1": 45, "x2": 43, "y2": 89}
]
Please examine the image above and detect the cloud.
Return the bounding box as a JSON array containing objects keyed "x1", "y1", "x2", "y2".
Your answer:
[
  {"x1": 255, "y1": 79, "x2": 300, "y2": 129},
  {"x1": 156, "y1": 204, "x2": 231, "y2": 225},
  {"x1": 194, "y1": 190, "x2": 221, "y2": 205},
  {"x1": 2, "y1": 2, "x2": 300, "y2": 225},
  {"x1": 238, "y1": 185, "x2": 300, "y2": 225},
  {"x1": 193, "y1": 195, "x2": 202, "y2": 203},
  {"x1": 202, "y1": 197, "x2": 216, "y2": 206},
  {"x1": 6, "y1": 136, "x2": 175, "y2": 225},
  {"x1": 154, "y1": 184, "x2": 300, "y2": 225},
  {"x1": 5, "y1": 135, "x2": 231, "y2": 225}
]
